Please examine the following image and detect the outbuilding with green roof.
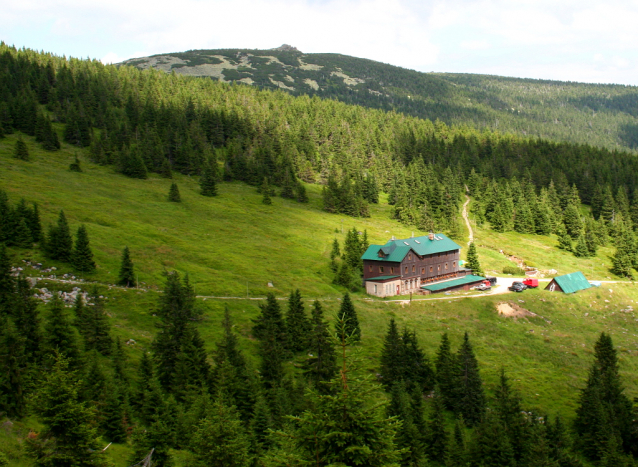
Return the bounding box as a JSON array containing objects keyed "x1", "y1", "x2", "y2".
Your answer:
[{"x1": 545, "y1": 271, "x2": 592, "y2": 294}]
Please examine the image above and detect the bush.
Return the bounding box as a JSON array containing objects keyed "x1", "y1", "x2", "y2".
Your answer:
[{"x1": 502, "y1": 266, "x2": 525, "y2": 275}]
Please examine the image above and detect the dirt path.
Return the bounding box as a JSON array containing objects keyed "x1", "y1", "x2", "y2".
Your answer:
[{"x1": 462, "y1": 193, "x2": 473, "y2": 246}]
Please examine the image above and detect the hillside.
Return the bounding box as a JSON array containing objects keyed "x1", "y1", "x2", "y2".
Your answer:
[
  {"x1": 2, "y1": 132, "x2": 638, "y2": 465},
  {"x1": 2, "y1": 45, "x2": 638, "y2": 466},
  {"x1": 122, "y1": 45, "x2": 638, "y2": 153}
]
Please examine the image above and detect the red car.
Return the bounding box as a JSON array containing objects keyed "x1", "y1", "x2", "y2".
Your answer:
[{"x1": 523, "y1": 278, "x2": 539, "y2": 288}]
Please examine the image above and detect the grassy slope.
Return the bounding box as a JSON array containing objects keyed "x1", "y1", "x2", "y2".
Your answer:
[{"x1": 2, "y1": 133, "x2": 638, "y2": 465}]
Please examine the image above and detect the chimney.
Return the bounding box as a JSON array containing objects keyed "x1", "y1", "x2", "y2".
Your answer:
[
  {"x1": 429, "y1": 232, "x2": 435, "y2": 241},
  {"x1": 391, "y1": 235, "x2": 396, "y2": 241}
]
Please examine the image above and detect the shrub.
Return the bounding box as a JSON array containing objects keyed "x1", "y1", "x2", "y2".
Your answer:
[{"x1": 502, "y1": 266, "x2": 525, "y2": 275}]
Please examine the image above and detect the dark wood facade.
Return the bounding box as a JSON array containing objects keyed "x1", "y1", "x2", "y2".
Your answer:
[{"x1": 364, "y1": 249, "x2": 461, "y2": 282}]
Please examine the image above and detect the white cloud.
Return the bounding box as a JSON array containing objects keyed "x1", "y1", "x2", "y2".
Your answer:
[
  {"x1": 460, "y1": 40, "x2": 490, "y2": 51},
  {"x1": 1, "y1": 0, "x2": 638, "y2": 84}
]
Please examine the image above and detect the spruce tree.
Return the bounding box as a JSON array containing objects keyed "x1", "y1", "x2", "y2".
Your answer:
[
  {"x1": 13, "y1": 218, "x2": 32, "y2": 248},
  {"x1": 330, "y1": 238, "x2": 340, "y2": 272},
  {"x1": 556, "y1": 223, "x2": 573, "y2": 252},
  {"x1": 296, "y1": 181, "x2": 308, "y2": 203},
  {"x1": 13, "y1": 276, "x2": 43, "y2": 361},
  {"x1": 252, "y1": 293, "x2": 288, "y2": 349},
  {"x1": 14, "y1": 137, "x2": 29, "y2": 161},
  {"x1": 379, "y1": 318, "x2": 402, "y2": 389},
  {"x1": 72, "y1": 224, "x2": 96, "y2": 272},
  {"x1": 191, "y1": 398, "x2": 253, "y2": 466},
  {"x1": 261, "y1": 177, "x2": 272, "y2": 205},
  {"x1": 446, "y1": 417, "x2": 468, "y2": 467},
  {"x1": 0, "y1": 244, "x2": 14, "y2": 315},
  {"x1": 152, "y1": 271, "x2": 203, "y2": 391},
  {"x1": 339, "y1": 292, "x2": 360, "y2": 342},
  {"x1": 456, "y1": 332, "x2": 486, "y2": 426},
  {"x1": 210, "y1": 308, "x2": 254, "y2": 420},
  {"x1": 471, "y1": 410, "x2": 517, "y2": 467},
  {"x1": 303, "y1": 300, "x2": 338, "y2": 390},
  {"x1": 563, "y1": 203, "x2": 583, "y2": 239},
  {"x1": 272, "y1": 313, "x2": 404, "y2": 466},
  {"x1": 27, "y1": 354, "x2": 108, "y2": 466},
  {"x1": 44, "y1": 295, "x2": 81, "y2": 367},
  {"x1": 77, "y1": 288, "x2": 112, "y2": 355},
  {"x1": 47, "y1": 210, "x2": 73, "y2": 262},
  {"x1": 168, "y1": 182, "x2": 181, "y2": 202},
  {"x1": 493, "y1": 369, "x2": 528, "y2": 462},
  {"x1": 0, "y1": 319, "x2": 27, "y2": 419},
  {"x1": 574, "y1": 332, "x2": 634, "y2": 460},
  {"x1": 27, "y1": 202, "x2": 42, "y2": 243},
  {"x1": 436, "y1": 333, "x2": 459, "y2": 411},
  {"x1": 466, "y1": 242, "x2": 483, "y2": 275},
  {"x1": 119, "y1": 147, "x2": 148, "y2": 179},
  {"x1": 285, "y1": 289, "x2": 310, "y2": 353},
  {"x1": 387, "y1": 381, "x2": 427, "y2": 467},
  {"x1": 426, "y1": 390, "x2": 449, "y2": 464},
  {"x1": 573, "y1": 233, "x2": 590, "y2": 258},
  {"x1": 118, "y1": 246, "x2": 135, "y2": 287},
  {"x1": 200, "y1": 158, "x2": 218, "y2": 196},
  {"x1": 101, "y1": 381, "x2": 127, "y2": 443}
]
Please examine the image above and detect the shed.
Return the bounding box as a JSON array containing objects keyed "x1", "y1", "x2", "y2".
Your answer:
[
  {"x1": 545, "y1": 272, "x2": 592, "y2": 294},
  {"x1": 420, "y1": 274, "x2": 486, "y2": 294}
]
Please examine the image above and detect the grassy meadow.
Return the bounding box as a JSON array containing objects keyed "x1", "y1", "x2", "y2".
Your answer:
[{"x1": 2, "y1": 132, "x2": 638, "y2": 465}]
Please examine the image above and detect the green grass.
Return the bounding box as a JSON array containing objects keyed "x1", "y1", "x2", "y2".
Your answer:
[{"x1": 3, "y1": 133, "x2": 638, "y2": 465}]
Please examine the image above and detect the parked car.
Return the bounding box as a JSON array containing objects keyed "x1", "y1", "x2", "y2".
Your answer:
[
  {"x1": 508, "y1": 281, "x2": 526, "y2": 292},
  {"x1": 475, "y1": 283, "x2": 491, "y2": 291},
  {"x1": 523, "y1": 278, "x2": 539, "y2": 288},
  {"x1": 486, "y1": 276, "x2": 497, "y2": 285}
]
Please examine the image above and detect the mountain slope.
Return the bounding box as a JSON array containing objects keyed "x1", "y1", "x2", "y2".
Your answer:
[{"x1": 121, "y1": 45, "x2": 638, "y2": 153}]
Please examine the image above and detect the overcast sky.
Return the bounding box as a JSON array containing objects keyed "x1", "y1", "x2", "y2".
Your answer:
[{"x1": 3, "y1": 0, "x2": 638, "y2": 85}]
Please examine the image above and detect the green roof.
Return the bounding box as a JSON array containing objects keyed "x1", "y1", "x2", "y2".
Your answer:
[
  {"x1": 420, "y1": 275, "x2": 485, "y2": 292},
  {"x1": 361, "y1": 234, "x2": 461, "y2": 263},
  {"x1": 551, "y1": 272, "x2": 592, "y2": 294},
  {"x1": 366, "y1": 275, "x2": 400, "y2": 281}
]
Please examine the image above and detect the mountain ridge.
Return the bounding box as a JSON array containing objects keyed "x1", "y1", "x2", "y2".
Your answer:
[{"x1": 121, "y1": 46, "x2": 638, "y2": 153}]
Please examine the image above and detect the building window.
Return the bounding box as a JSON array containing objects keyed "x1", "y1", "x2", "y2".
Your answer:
[
  {"x1": 390, "y1": 267, "x2": 394, "y2": 274},
  {"x1": 380, "y1": 266, "x2": 384, "y2": 273},
  {"x1": 453, "y1": 261, "x2": 456, "y2": 268},
  {"x1": 421, "y1": 267, "x2": 425, "y2": 274},
  {"x1": 374, "y1": 284, "x2": 378, "y2": 294},
  {"x1": 412, "y1": 265, "x2": 415, "y2": 272},
  {"x1": 438, "y1": 265, "x2": 441, "y2": 271},
  {"x1": 405, "y1": 266, "x2": 408, "y2": 274},
  {"x1": 369, "y1": 265, "x2": 373, "y2": 272},
  {"x1": 430, "y1": 266, "x2": 433, "y2": 272},
  {"x1": 408, "y1": 254, "x2": 412, "y2": 260},
  {"x1": 445, "y1": 263, "x2": 448, "y2": 270}
]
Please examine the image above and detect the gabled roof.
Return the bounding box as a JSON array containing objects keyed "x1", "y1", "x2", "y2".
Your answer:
[
  {"x1": 361, "y1": 234, "x2": 461, "y2": 263},
  {"x1": 551, "y1": 271, "x2": 592, "y2": 294}
]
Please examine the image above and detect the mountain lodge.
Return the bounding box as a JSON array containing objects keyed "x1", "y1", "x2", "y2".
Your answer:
[{"x1": 361, "y1": 233, "x2": 485, "y2": 297}]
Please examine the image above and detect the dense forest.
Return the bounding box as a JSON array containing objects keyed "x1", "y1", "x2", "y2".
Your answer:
[
  {"x1": 122, "y1": 46, "x2": 638, "y2": 153},
  {"x1": 1, "y1": 241, "x2": 637, "y2": 465},
  {"x1": 2, "y1": 43, "x2": 638, "y2": 465}
]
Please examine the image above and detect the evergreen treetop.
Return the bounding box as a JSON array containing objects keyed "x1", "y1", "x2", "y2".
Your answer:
[
  {"x1": 118, "y1": 246, "x2": 135, "y2": 287},
  {"x1": 71, "y1": 224, "x2": 96, "y2": 272}
]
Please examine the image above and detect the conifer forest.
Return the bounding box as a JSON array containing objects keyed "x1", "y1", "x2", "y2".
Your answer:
[{"x1": 1, "y1": 43, "x2": 638, "y2": 466}]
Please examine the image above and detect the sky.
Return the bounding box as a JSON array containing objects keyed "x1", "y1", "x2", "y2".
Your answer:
[{"x1": 2, "y1": 0, "x2": 638, "y2": 85}]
